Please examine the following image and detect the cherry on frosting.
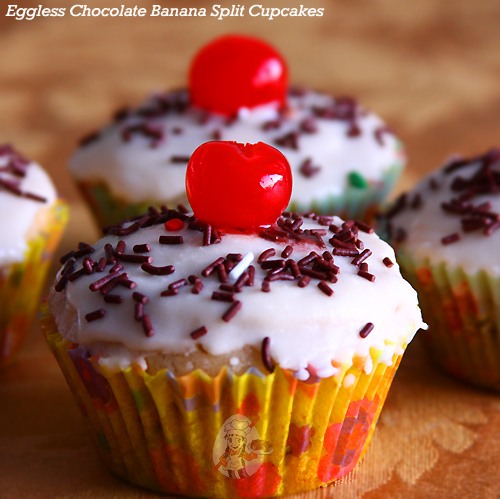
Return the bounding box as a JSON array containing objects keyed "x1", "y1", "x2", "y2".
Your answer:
[
  {"x1": 186, "y1": 141, "x2": 292, "y2": 232},
  {"x1": 189, "y1": 34, "x2": 288, "y2": 116}
]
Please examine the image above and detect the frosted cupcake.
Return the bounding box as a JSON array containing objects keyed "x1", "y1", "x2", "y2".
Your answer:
[
  {"x1": 44, "y1": 142, "x2": 423, "y2": 496},
  {"x1": 0, "y1": 144, "x2": 68, "y2": 367},
  {"x1": 70, "y1": 34, "x2": 405, "y2": 227},
  {"x1": 384, "y1": 148, "x2": 500, "y2": 390}
]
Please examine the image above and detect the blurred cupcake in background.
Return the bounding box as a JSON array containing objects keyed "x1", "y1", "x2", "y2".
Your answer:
[
  {"x1": 70, "y1": 34, "x2": 405, "y2": 227},
  {"x1": 0, "y1": 144, "x2": 68, "y2": 367},
  {"x1": 384, "y1": 148, "x2": 500, "y2": 390}
]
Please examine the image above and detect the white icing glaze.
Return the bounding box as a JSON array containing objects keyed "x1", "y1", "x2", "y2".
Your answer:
[
  {"x1": 49, "y1": 214, "x2": 424, "y2": 377},
  {"x1": 70, "y1": 90, "x2": 405, "y2": 207},
  {"x1": 0, "y1": 150, "x2": 57, "y2": 266},
  {"x1": 389, "y1": 156, "x2": 500, "y2": 275}
]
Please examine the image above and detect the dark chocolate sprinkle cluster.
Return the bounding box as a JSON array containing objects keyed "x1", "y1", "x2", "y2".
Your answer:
[
  {"x1": 55, "y1": 206, "x2": 384, "y2": 373},
  {"x1": 0, "y1": 144, "x2": 47, "y2": 203},
  {"x1": 77, "y1": 91, "x2": 191, "y2": 151},
  {"x1": 439, "y1": 148, "x2": 500, "y2": 242},
  {"x1": 385, "y1": 148, "x2": 500, "y2": 244}
]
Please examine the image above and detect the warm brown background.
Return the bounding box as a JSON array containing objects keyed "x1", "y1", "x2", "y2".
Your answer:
[{"x1": 1, "y1": 1, "x2": 500, "y2": 497}]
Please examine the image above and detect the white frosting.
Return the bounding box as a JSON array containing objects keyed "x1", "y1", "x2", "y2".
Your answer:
[
  {"x1": 0, "y1": 150, "x2": 57, "y2": 266},
  {"x1": 49, "y1": 214, "x2": 424, "y2": 378},
  {"x1": 70, "y1": 90, "x2": 405, "y2": 207},
  {"x1": 389, "y1": 156, "x2": 500, "y2": 275}
]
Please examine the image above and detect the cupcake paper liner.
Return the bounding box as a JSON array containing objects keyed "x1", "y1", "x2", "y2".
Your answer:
[
  {"x1": 78, "y1": 160, "x2": 403, "y2": 229},
  {"x1": 76, "y1": 181, "x2": 187, "y2": 228},
  {"x1": 0, "y1": 201, "x2": 68, "y2": 367},
  {"x1": 42, "y1": 309, "x2": 405, "y2": 497},
  {"x1": 288, "y1": 161, "x2": 404, "y2": 223},
  {"x1": 397, "y1": 249, "x2": 500, "y2": 390}
]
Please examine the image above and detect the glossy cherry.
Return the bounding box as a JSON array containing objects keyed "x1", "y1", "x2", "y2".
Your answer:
[
  {"x1": 189, "y1": 35, "x2": 288, "y2": 116},
  {"x1": 186, "y1": 141, "x2": 292, "y2": 232}
]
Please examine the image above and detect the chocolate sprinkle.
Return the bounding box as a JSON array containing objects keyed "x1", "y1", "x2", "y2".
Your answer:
[
  {"x1": 89, "y1": 272, "x2": 124, "y2": 292},
  {"x1": 121, "y1": 123, "x2": 163, "y2": 148},
  {"x1": 118, "y1": 254, "x2": 152, "y2": 264},
  {"x1": 159, "y1": 235, "x2": 184, "y2": 245},
  {"x1": 211, "y1": 291, "x2": 235, "y2": 302},
  {"x1": 258, "y1": 248, "x2": 276, "y2": 263},
  {"x1": 359, "y1": 322, "x2": 374, "y2": 338},
  {"x1": 287, "y1": 259, "x2": 301, "y2": 278},
  {"x1": 216, "y1": 263, "x2": 228, "y2": 284},
  {"x1": 133, "y1": 292, "x2": 149, "y2": 304},
  {"x1": 300, "y1": 117, "x2": 317, "y2": 133},
  {"x1": 141, "y1": 263, "x2": 175, "y2": 276},
  {"x1": 261, "y1": 337, "x2": 275, "y2": 373},
  {"x1": 169, "y1": 278, "x2": 188, "y2": 291},
  {"x1": 358, "y1": 270, "x2": 376, "y2": 282},
  {"x1": 0, "y1": 145, "x2": 48, "y2": 203},
  {"x1": 109, "y1": 262, "x2": 124, "y2": 274},
  {"x1": 299, "y1": 158, "x2": 321, "y2": 178},
  {"x1": 298, "y1": 275, "x2": 311, "y2": 288},
  {"x1": 103, "y1": 294, "x2": 123, "y2": 304},
  {"x1": 351, "y1": 249, "x2": 372, "y2": 266},
  {"x1": 298, "y1": 252, "x2": 319, "y2": 267},
  {"x1": 382, "y1": 257, "x2": 394, "y2": 268},
  {"x1": 202, "y1": 257, "x2": 225, "y2": 277},
  {"x1": 96, "y1": 258, "x2": 107, "y2": 272},
  {"x1": 59, "y1": 250, "x2": 75, "y2": 265},
  {"x1": 318, "y1": 280, "x2": 334, "y2": 297},
  {"x1": 118, "y1": 278, "x2": 137, "y2": 290},
  {"x1": 135, "y1": 302, "x2": 144, "y2": 320},
  {"x1": 281, "y1": 245, "x2": 293, "y2": 258},
  {"x1": 133, "y1": 243, "x2": 150, "y2": 253},
  {"x1": 274, "y1": 131, "x2": 299, "y2": 150},
  {"x1": 333, "y1": 247, "x2": 359, "y2": 257},
  {"x1": 222, "y1": 301, "x2": 242, "y2": 322},
  {"x1": 170, "y1": 155, "x2": 190, "y2": 163},
  {"x1": 243, "y1": 266, "x2": 254, "y2": 287},
  {"x1": 190, "y1": 326, "x2": 208, "y2": 340},
  {"x1": 85, "y1": 309, "x2": 105, "y2": 322},
  {"x1": 441, "y1": 233, "x2": 461, "y2": 245},
  {"x1": 104, "y1": 244, "x2": 116, "y2": 263},
  {"x1": 116, "y1": 240, "x2": 126, "y2": 255},
  {"x1": 142, "y1": 315, "x2": 154, "y2": 337},
  {"x1": 260, "y1": 259, "x2": 286, "y2": 270}
]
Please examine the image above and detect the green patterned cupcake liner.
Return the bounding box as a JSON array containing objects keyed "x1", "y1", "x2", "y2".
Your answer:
[
  {"x1": 78, "y1": 159, "x2": 404, "y2": 228},
  {"x1": 288, "y1": 161, "x2": 404, "y2": 223},
  {"x1": 397, "y1": 249, "x2": 500, "y2": 390},
  {"x1": 77, "y1": 182, "x2": 189, "y2": 228}
]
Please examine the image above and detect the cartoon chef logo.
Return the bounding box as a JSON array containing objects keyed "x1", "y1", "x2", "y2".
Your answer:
[{"x1": 213, "y1": 414, "x2": 273, "y2": 479}]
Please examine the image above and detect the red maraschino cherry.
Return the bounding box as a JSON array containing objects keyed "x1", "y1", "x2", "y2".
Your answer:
[
  {"x1": 186, "y1": 141, "x2": 292, "y2": 232},
  {"x1": 189, "y1": 35, "x2": 288, "y2": 116}
]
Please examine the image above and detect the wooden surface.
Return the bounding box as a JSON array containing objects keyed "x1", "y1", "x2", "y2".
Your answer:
[{"x1": 1, "y1": 1, "x2": 500, "y2": 497}]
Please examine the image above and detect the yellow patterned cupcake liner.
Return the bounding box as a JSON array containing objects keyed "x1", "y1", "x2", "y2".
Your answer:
[
  {"x1": 42, "y1": 309, "x2": 406, "y2": 497},
  {"x1": 0, "y1": 200, "x2": 68, "y2": 367},
  {"x1": 397, "y1": 250, "x2": 500, "y2": 390}
]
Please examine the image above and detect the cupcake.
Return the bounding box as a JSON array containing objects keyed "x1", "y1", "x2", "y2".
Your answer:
[
  {"x1": 44, "y1": 142, "x2": 423, "y2": 496},
  {"x1": 384, "y1": 148, "x2": 500, "y2": 390},
  {"x1": 70, "y1": 34, "x2": 405, "y2": 227},
  {"x1": 0, "y1": 144, "x2": 68, "y2": 367}
]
